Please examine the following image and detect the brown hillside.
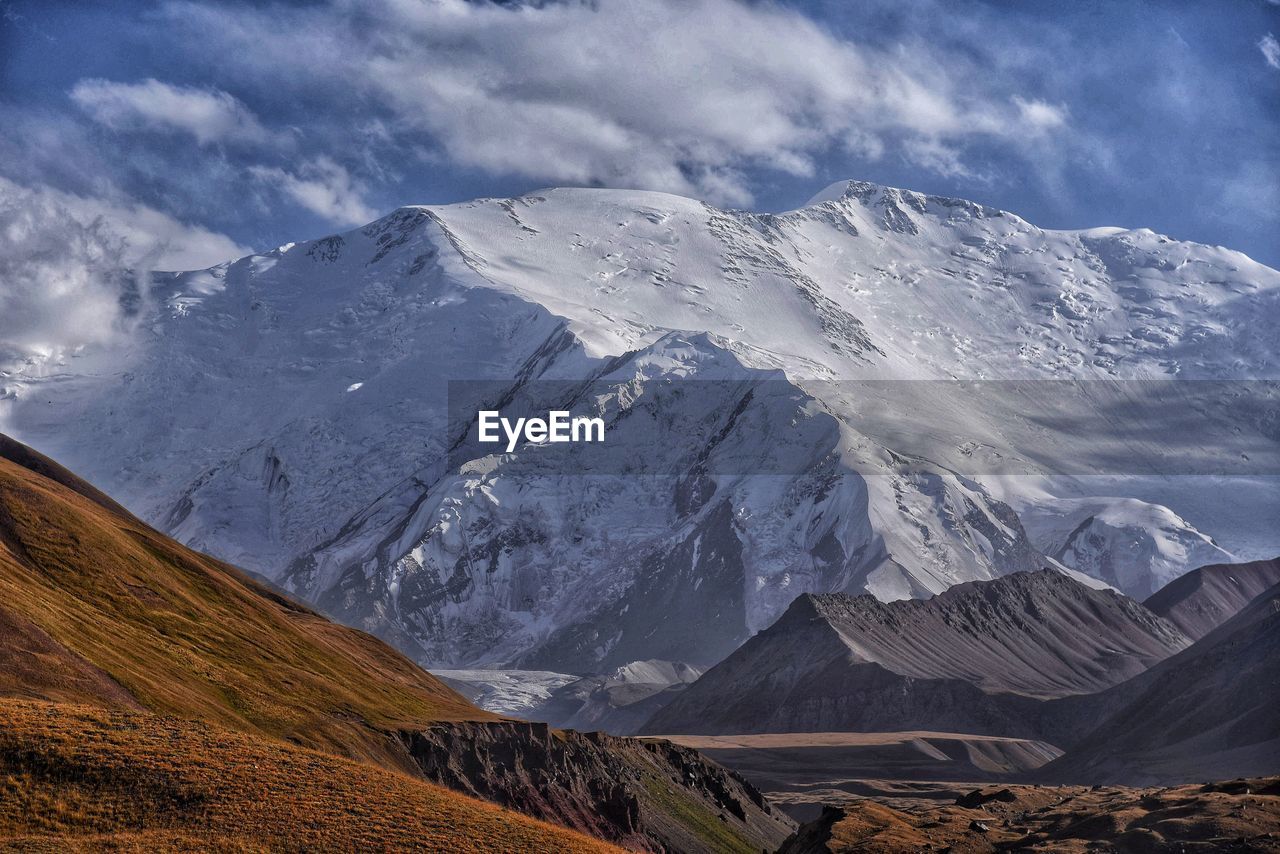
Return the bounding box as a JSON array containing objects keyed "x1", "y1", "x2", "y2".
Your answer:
[
  {"x1": 0, "y1": 699, "x2": 617, "y2": 853},
  {"x1": 0, "y1": 436, "x2": 488, "y2": 774},
  {"x1": 0, "y1": 435, "x2": 133, "y2": 519},
  {"x1": 0, "y1": 436, "x2": 795, "y2": 852}
]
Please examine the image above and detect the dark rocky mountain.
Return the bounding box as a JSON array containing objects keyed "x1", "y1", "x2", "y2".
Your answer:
[
  {"x1": 642, "y1": 570, "x2": 1189, "y2": 737},
  {"x1": 1042, "y1": 580, "x2": 1280, "y2": 785},
  {"x1": 1144, "y1": 556, "x2": 1280, "y2": 640}
]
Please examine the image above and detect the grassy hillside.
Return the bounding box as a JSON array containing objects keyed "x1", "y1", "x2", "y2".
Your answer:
[
  {"x1": 0, "y1": 436, "x2": 794, "y2": 852},
  {"x1": 0, "y1": 436, "x2": 488, "y2": 773},
  {"x1": 0, "y1": 699, "x2": 618, "y2": 853}
]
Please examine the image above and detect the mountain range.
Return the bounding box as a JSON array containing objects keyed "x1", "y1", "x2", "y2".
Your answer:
[
  {"x1": 641, "y1": 554, "x2": 1279, "y2": 788},
  {"x1": 641, "y1": 569, "x2": 1188, "y2": 737},
  {"x1": 4, "y1": 180, "x2": 1276, "y2": 675}
]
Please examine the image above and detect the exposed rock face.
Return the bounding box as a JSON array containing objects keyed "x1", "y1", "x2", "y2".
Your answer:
[
  {"x1": 1042, "y1": 580, "x2": 1280, "y2": 785},
  {"x1": 777, "y1": 805, "x2": 847, "y2": 854},
  {"x1": 642, "y1": 570, "x2": 1189, "y2": 737},
  {"x1": 1144, "y1": 556, "x2": 1280, "y2": 639},
  {"x1": 400, "y1": 720, "x2": 795, "y2": 853}
]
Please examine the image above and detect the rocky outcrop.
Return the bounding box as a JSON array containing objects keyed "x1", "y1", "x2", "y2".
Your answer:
[
  {"x1": 400, "y1": 720, "x2": 795, "y2": 853},
  {"x1": 776, "y1": 805, "x2": 845, "y2": 854}
]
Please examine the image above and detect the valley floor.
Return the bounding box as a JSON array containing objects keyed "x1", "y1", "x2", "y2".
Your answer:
[
  {"x1": 779, "y1": 777, "x2": 1280, "y2": 853},
  {"x1": 655, "y1": 731, "x2": 1063, "y2": 822},
  {"x1": 654, "y1": 730, "x2": 1280, "y2": 851}
]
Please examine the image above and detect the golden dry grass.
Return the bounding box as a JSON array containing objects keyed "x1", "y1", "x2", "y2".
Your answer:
[
  {"x1": 0, "y1": 699, "x2": 620, "y2": 853},
  {"x1": 0, "y1": 443, "x2": 493, "y2": 774}
]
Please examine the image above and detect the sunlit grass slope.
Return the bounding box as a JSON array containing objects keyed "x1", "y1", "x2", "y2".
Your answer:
[
  {"x1": 0, "y1": 699, "x2": 619, "y2": 853},
  {"x1": 0, "y1": 435, "x2": 489, "y2": 773}
]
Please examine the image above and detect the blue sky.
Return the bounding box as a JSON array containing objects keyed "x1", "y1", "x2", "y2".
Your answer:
[{"x1": 0, "y1": 0, "x2": 1277, "y2": 274}]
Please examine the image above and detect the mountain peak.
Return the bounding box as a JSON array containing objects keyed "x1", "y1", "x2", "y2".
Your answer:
[
  {"x1": 801, "y1": 177, "x2": 1009, "y2": 221},
  {"x1": 804, "y1": 178, "x2": 906, "y2": 207}
]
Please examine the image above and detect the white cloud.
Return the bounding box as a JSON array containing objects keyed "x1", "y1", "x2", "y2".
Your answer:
[
  {"x1": 52, "y1": 195, "x2": 248, "y2": 272},
  {"x1": 163, "y1": 0, "x2": 1066, "y2": 205},
  {"x1": 0, "y1": 176, "x2": 247, "y2": 374},
  {"x1": 249, "y1": 157, "x2": 376, "y2": 226},
  {"x1": 70, "y1": 78, "x2": 274, "y2": 146},
  {"x1": 1260, "y1": 34, "x2": 1280, "y2": 70},
  {"x1": 1013, "y1": 96, "x2": 1068, "y2": 132},
  {"x1": 900, "y1": 138, "x2": 974, "y2": 179}
]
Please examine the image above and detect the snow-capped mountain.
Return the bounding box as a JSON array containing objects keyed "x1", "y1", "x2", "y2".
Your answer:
[
  {"x1": 1022, "y1": 497, "x2": 1235, "y2": 599},
  {"x1": 3, "y1": 180, "x2": 1277, "y2": 669}
]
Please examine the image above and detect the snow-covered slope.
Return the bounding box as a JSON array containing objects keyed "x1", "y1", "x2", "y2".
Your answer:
[
  {"x1": 1009, "y1": 496, "x2": 1236, "y2": 599},
  {"x1": 3, "y1": 180, "x2": 1277, "y2": 668}
]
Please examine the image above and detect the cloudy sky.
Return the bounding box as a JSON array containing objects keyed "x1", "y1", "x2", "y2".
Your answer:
[{"x1": 0, "y1": 0, "x2": 1277, "y2": 296}]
